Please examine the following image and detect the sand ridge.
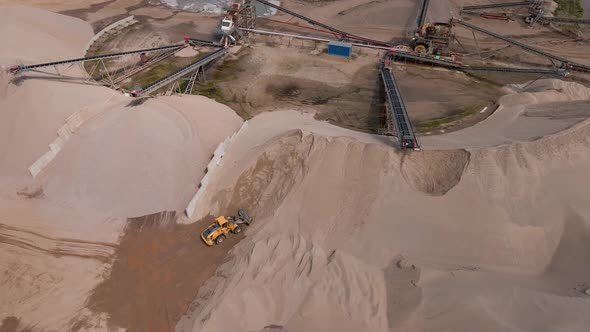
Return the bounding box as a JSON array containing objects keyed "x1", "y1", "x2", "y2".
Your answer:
[{"x1": 178, "y1": 111, "x2": 590, "y2": 332}]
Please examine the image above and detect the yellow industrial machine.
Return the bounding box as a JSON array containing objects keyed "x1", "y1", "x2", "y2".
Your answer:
[
  {"x1": 410, "y1": 22, "x2": 453, "y2": 54},
  {"x1": 409, "y1": 0, "x2": 453, "y2": 55},
  {"x1": 200, "y1": 209, "x2": 253, "y2": 246}
]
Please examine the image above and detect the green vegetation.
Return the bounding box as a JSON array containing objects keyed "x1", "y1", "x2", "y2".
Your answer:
[
  {"x1": 418, "y1": 103, "x2": 486, "y2": 131},
  {"x1": 554, "y1": 0, "x2": 584, "y2": 18},
  {"x1": 192, "y1": 81, "x2": 225, "y2": 103},
  {"x1": 121, "y1": 61, "x2": 177, "y2": 90}
]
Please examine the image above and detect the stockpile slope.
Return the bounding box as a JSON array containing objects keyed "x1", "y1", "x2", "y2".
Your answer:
[
  {"x1": 178, "y1": 109, "x2": 590, "y2": 331},
  {"x1": 44, "y1": 95, "x2": 243, "y2": 217},
  {"x1": 0, "y1": 6, "x2": 117, "y2": 194},
  {"x1": 0, "y1": 6, "x2": 242, "y2": 331}
]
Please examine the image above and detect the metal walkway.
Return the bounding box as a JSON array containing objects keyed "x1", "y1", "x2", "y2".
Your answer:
[
  {"x1": 132, "y1": 48, "x2": 226, "y2": 97},
  {"x1": 453, "y1": 20, "x2": 590, "y2": 72},
  {"x1": 462, "y1": 1, "x2": 536, "y2": 11},
  {"x1": 10, "y1": 44, "x2": 186, "y2": 74},
  {"x1": 380, "y1": 65, "x2": 419, "y2": 150},
  {"x1": 253, "y1": 0, "x2": 392, "y2": 47}
]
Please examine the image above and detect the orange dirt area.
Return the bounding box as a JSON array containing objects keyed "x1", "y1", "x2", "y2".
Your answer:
[{"x1": 86, "y1": 212, "x2": 242, "y2": 332}]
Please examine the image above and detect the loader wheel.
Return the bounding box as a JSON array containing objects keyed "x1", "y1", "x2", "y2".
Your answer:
[
  {"x1": 233, "y1": 225, "x2": 242, "y2": 234},
  {"x1": 215, "y1": 234, "x2": 226, "y2": 245},
  {"x1": 414, "y1": 44, "x2": 427, "y2": 53}
]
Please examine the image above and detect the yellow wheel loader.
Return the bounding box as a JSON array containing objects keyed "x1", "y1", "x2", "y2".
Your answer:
[{"x1": 200, "y1": 209, "x2": 253, "y2": 246}]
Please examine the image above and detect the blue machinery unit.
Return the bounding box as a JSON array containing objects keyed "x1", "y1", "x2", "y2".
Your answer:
[{"x1": 327, "y1": 41, "x2": 352, "y2": 57}]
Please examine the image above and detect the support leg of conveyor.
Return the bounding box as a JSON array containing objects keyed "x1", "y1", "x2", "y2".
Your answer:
[
  {"x1": 99, "y1": 59, "x2": 115, "y2": 88},
  {"x1": 471, "y1": 31, "x2": 483, "y2": 61}
]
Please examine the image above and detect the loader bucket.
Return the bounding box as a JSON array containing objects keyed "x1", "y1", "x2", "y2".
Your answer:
[{"x1": 238, "y1": 209, "x2": 252, "y2": 225}]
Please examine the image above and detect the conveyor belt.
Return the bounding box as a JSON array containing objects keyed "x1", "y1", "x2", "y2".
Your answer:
[
  {"x1": 388, "y1": 51, "x2": 462, "y2": 68},
  {"x1": 133, "y1": 48, "x2": 226, "y2": 97},
  {"x1": 379, "y1": 65, "x2": 419, "y2": 149},
  {"x1": 462, "y1": 66, "x2": 565, "y2": 75},
  {"x1": 462, "y1": 1, "x2": 536, "y2": 11},
  {"x1": 453, "y1": 20, "x2": 590, "y2": 72},
  {"x1": 10, "y1": 44, "x2": 185, "y2": 74},
  {"x1": 388, "y1": 50, "x2": 564, "y2": 75},
  {"x1": 187, "y1": 37, "x2": 223, "y2": 47},
  {"x1": 416, "y1": 0, "x2": 431, "y2": 30},
  {"x1": 537, "y1": 16, "x2": 590, "y2": 24},
  {"x1": 253, "y1": 0, "x2": 392, "y2": 47}
]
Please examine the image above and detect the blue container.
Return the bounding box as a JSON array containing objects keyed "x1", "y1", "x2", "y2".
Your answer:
[{"x1": 327, "y1": 41, "x2": 352, "y2": 57}]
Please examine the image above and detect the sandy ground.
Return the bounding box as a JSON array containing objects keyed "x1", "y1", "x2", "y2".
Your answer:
[
  {"x1": 0, "y1": 6, "x2": 241, "y2": 331},
  {"x1": 1, "y1": 1, "x2": 590, "y2": 332}
]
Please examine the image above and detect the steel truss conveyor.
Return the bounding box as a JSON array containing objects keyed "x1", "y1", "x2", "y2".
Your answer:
[
  {"x1": 379, "y1": 65, "x2": 419, "y2": 150},
  {"x1": 131, "y1": 47, "x2": 226, "y2": 97},
  {"x1": 462, "y1": 1, "x2": 536, "y2": 11},
  {"x1": 453, "y1": 20, "x2": 590, "y2": 73},
  {"x1": 387, "y1": 50, "x2": 565, "y2": 76},
  {"x1": 416, "y1": 0, "x2": 431, "y2": 30},
  {"x1": 462, "y1": 66, "x2": 565, "y2": 75},
  {"x1": 253, "y1": 0, "x2": 392, "y2": 47},
  {"x1": 9, "y1": 44, "x2": 186, "y2": 75},
  {"x1": 535, "y1": 16, "x2": 590, "y2": 24},
  {"x1": 187, "y1": 37, "x2": 223, "y2": 48}
]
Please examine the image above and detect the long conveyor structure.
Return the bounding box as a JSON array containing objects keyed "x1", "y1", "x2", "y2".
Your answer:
[
  {"x1": 380, "y1": 65, "x2": 419, "y2": 150},
  {"x1": 462, "y1": 1, "x2": 536, "y2": 11},
  {"x1": 453, "y1": 19, "x2": 590, "y2": 73},
  {"x1": 9, "y1": 44, "x2": 186, "y2": 75},
  {"x1": 253, "y1": 0, "x2": 392, "y2": 47},
  {"x1": 131, "y1": 47, "x2": 226, "y2": 97},
  {"x1": 536, "y1": 16, "x2": 590, "y2": 24},
  {"x1": 462, "y1": 66, "x2": 565, "y2": 75},
  {"x1": 416, "y1": 0, "x2": 431, "y2": 30},
  {"x1": 387, "y1": 50, "x2": 566, "y2": 75},
  {"x1": 187, "y1": 37, "x2": 223, "y2": 48}
]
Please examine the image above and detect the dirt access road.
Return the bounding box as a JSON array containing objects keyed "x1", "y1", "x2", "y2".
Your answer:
[{"x1": 86, "y1": 212, "x2": 243, "y2": 332}]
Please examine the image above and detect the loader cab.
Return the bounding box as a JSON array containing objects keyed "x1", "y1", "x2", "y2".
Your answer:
[
  {"x1": 215, "y1": 216, "x2": 229, "y2": 227},
  {"x1": 202, "y1": 223, "x2": 220, "y2": 238}
]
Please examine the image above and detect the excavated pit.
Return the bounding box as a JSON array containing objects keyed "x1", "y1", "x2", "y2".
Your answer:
[{"x1": 400, "y1": 149, "x2": 471, "y2": 195}]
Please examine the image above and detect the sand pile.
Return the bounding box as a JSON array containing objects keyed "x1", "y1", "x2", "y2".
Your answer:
[
  {"x1": 0, "y1": 6, "x2": 242, "y2": 331},
  {"x1": 178, "y1": 100, "x2": 590, "y2": 331},
  {"x1": 0, "y1": 6, "x2": 93, "y2": 65},
  {"x1": 43, "y1": 96, "x2": 242, "y2": 217},
  {"x1": 0, "y1": 6, "x2": 116, "y2": 196}
]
